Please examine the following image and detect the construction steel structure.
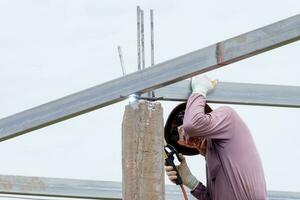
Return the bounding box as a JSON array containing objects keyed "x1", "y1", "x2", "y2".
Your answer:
[
  {"x1": 0, "y1": 13, "x2": 300, "y2": 199},
  {"x1": 0, "y1": 175, "x2": 299, "y2": 200}
]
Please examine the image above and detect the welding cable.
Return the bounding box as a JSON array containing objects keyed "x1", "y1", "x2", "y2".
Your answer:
[{"x1": 180, "y1": 184, "x2": 188, "y2": 200}]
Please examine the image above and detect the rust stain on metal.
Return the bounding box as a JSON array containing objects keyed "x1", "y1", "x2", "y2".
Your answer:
[
  {"x1": 0, "y1": 177, "x2": 13, "y2": 191},
  {"x1": 216, "y1": 42, "x2": 225, "y2": 66}
]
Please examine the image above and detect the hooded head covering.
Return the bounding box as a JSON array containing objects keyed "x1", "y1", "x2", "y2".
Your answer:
[{"x1": 164, "y1": 102, "x2": 212, "y2": 155}]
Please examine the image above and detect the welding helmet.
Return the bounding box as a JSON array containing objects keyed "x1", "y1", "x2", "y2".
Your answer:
[{"x1": 164, "y1": 102, "x2": 212, "y2": 156}]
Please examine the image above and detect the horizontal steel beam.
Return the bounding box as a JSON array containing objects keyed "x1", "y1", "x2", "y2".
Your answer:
[
  {"x1": 0, "y1": 175, "x2": 121, "y2": 199},
  {"x1": 0, "y1": 175, "x2": 299, "y2": 200},
  {"x1": 0, "y1": 175, "x2": 189, "y2": 200},
  {"x1": 0, "y1": 14, "x2": 300, "y2": 142},
  {"x1": 153, "y1": 80, "x2": 300, "y2": 108}
]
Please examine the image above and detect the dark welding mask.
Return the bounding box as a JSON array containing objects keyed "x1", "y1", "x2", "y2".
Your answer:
[{"x1": 164, "y1": 102, "x2": 212, "y2": 156}]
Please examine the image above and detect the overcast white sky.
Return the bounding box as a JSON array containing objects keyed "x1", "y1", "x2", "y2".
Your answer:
[{"x1": 0, "y1": 0, "x2": 300, "y2": 194}]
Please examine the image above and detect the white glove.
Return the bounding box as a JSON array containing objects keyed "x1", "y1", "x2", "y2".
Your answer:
[
  {"x1": 191, "y1": 75, "x2": 218, "y2": 97},
  {"x1": 165, "y1": 154, "x2": 199, "y2": 190}
]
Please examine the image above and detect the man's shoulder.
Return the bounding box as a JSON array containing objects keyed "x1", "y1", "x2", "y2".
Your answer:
[{"x1": 213, "y1": 106, "x2": 235, "y2": 114}]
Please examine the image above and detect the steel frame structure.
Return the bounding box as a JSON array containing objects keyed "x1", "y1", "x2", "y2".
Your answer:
[
  {"x1": 1, "y1": 14, "x2": 300, "y2": 143},
  {"x1": 0, "y1": 174, "x2": 299, "y2": 200},
  {"x1": 0, "y1": 13, "x2": 300, "y2": 199},
  {"x1": 153, "y1": 80, "x2": 300, "y2": 108}
]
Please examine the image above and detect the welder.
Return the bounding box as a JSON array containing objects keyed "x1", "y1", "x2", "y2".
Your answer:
[{"x1": 164, "y1": 75, "x2": 267, "y2": 200}]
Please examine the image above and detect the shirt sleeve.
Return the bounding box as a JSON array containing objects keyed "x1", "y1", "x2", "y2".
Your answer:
[
  {"x1": 182, "y1": 93, "x2": 233, "y2": 140},
  {"x1": 191, "y1": 182, "x2": 211, "y2": 200}
]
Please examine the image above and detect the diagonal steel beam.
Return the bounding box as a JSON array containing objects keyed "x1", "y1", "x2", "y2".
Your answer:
[
  {"x1": 0, "y1": 174, "x2": 299, "y2": 200},
  {"x1": 0, "y1": 14, "x2": 300, "y2": 142},
  {"x1": 154, "y1": 80, "x2": 300, "y2": 108}
]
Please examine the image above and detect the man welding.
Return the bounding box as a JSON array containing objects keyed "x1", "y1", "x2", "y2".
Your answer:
[{"x1": 164, "y1": 75, "x2": 267, "y2": 200}]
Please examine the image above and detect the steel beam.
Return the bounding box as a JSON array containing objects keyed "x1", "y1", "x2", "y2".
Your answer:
[
  {"x1": 153, "y1": 80, "x2": 300, "y2": 108},
  {"x1": 0, "y1": 175, "x2": 122, "y2": 199},
  {"x1": 0, "y1": 175, "x2": 299, "y2": 200},
  {"x1": 0, "y1": 175, "x2": 191, "y2": 200},
  {"x1": 0, "y1": 14, "x2": 300, "y2": 142}
]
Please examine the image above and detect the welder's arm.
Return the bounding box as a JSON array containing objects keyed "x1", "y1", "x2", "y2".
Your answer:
[
  {"x1": 165, "y1": 154, "x2": 210, "y2": 200},
  {"x1": 182, "y1": 75, "x2": 233, "y2": 140},
  {"x1": 191, "y1": 183, "x2": 211, "y2": 200},
  {"x1": 165, "y1": 154, "x2": 199, "y2": 190},
  {"x1": 191, "y1": 75, "x2": 217, "y2": 98}
]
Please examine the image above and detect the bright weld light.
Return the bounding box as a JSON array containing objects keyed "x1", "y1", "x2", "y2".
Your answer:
[{"x1": 128, "y1": 94, "x2": 138, "y2": 103}]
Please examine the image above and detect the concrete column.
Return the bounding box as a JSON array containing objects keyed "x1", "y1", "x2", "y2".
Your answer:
[{"x1": 122, "y1": 101, "x2": 165, "y2": 200}]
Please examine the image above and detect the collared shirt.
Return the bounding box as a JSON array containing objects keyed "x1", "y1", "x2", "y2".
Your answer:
[{"x1": 182, "y1": 94, "x2": 267, "y2": 200}]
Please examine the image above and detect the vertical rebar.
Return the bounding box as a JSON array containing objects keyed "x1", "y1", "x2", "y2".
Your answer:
[
  {"x1": 150, "y1": 9, "x2": 154, "y2": 67},
  {"x1": 141, "y1": 9, "x2": 145, "y2": 70},
  {"x1": 137, "y1": 6, "x2": 141, "y2": 71},
  {"x1": 150, "y1": 9, "x2": 155, "y2": 97},
  {"x1": 118, "y1": 46, "x2": 126, "y2": 76}
]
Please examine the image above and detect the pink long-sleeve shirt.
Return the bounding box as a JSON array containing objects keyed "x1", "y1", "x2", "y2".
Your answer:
[{"x1": 182, "y1": 94, "x2": 267, "y2": 200}]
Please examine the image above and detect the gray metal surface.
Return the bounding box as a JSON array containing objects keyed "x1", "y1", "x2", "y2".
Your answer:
[
  {"x1": 0, "y1": 175, "x2": 122, "y2": 199},
  {"x1": 0, "y1": 14, "x2": 300, "y2": 142},
  {"x1": 154, "y1": 80, "x2": 300, "y2": 108},
  {"x1": 0, "y1": 175, "x2": 299, "y2": 200}
]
